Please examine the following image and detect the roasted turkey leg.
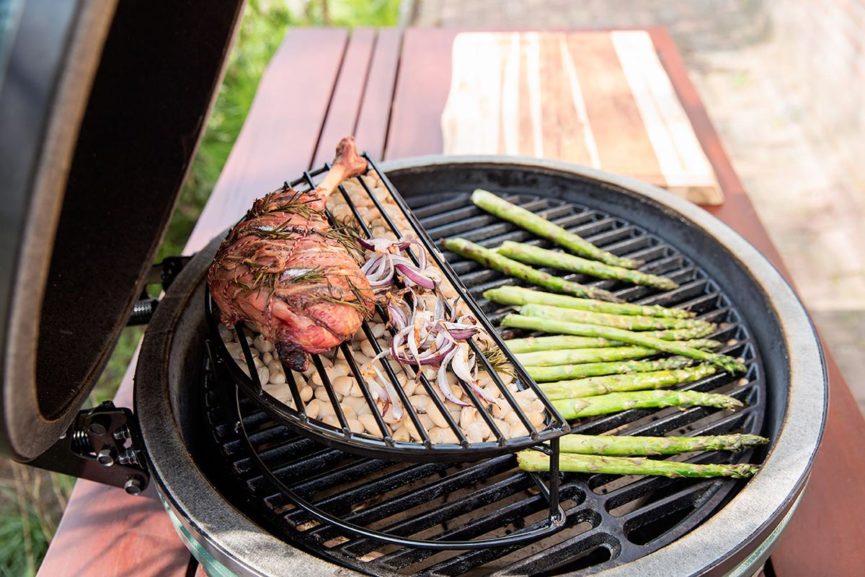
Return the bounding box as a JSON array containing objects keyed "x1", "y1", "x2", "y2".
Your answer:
[{"x1": 208, "y1": 137, "x2": 375, "y2": 371}]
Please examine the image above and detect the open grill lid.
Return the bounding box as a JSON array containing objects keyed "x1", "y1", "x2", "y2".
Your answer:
[{"x1": 0, "y1": 0, "x2": 243, "y2": 461}]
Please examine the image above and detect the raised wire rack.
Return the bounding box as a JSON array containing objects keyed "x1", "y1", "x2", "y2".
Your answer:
[{"x1": 204, "y1": 154, "x2": 569, "y2": 549}]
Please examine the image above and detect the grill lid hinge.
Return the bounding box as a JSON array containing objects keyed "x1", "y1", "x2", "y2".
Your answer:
[
  {"x1": 29, "y1": 401, "x2": 150, "y2": 495},
  {"x1": 128, "y1": 255, "x2": 193, "y2": 326}
]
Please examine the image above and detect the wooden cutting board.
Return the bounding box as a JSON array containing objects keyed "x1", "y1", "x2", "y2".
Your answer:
[{"x1": 441, "y1": 30, "x2": 723, "y2": 205}]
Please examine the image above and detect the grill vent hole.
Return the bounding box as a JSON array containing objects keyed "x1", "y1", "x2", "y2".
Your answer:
[
  {"x1": 624, "y1": 502, "x2": 697, "y2": 545},
  {"x1": 529, "y1": 544, "x2": 613, "y2": 576}
]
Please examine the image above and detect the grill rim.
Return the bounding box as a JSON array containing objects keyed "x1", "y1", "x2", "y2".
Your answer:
[{"x1": 135, "y1": 155, "x2": 827, "y2": 577}]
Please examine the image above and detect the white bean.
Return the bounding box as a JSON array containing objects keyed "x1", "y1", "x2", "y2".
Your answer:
[
  {"x1": 314, "y1": 386, "x2": 331, "y2": 402},
  {"x1": 427, "y1": 404, "x2": 448, "y2": 428},
  {"x1": 529, "y1": 410, "x2": 546, "y2": 428},
  {"x1": 343, "y1": 396, "x2": 371, "y2": 416},
  {"x1": 256, "y1": 367, "x2": 270, "y2": 385},
  {"x1": 509, "y1": 422, "x2": 529, "y2": 438},
  {"x1": 306, "y1": 399, "x2": 321, "y2": 420},
  {"x1": 392, "y1": 426, "x2": 411, "y2": 442},
  {"x1": 267, "y1": 363, "x2": 285, "y2": 385},
  {"x1": 429, "y1": 427, "x2": 458, "y2": 444},
  {"x1": 505, "y1": 409, "x2": 523, "y2": 426},
  {"x1": 341, "y1": 405, "x2": 357, "y2": 421},
  {"x1": 319, "y1": 401, "x2": 336, "y2": 418},
  {"x1": 332, "y1": 376, "x2": 353, "y2": 397},
  {"x1": 329, "y1": 362, "x2": 350, "y2": 379},
  {"x1": 358, "y1": 413, "x2": 380, "y2": 435},
  {"x1": 263, "y1": 383, "x2": 292, "y2": 405},
  {"x1": 322, "y1": 415, "x2": 339, "y2": 428},
  {"x1": 350, "y1": 383, "x2": 364, "y2": 398},
  {"x1": 347, "y1": 418, "x2": 364, "y2": 434},
  {"x1": 253, "y1": 334, "x2": 273, "y2": 353},
  {"x1": 409, "y1": 395, "x2": 429, "y2": 413},
  {"x1": 371, "y1": 323, "x2": 386, "y2": 339},
  {"x1": 418, "y1": 414, "x2": 434, "y2": 431},
  {"x1": 402, "y1": 378, "x2": 418, "y2": 397},
  {"x1": 360, "y1": 339, "x2": 376, "y2": 358},
  {"x1": 460, "y1": 407, "x2": 477, "y2": 429},
  {"x1": 309, "y1": 372, "x2": 324, "y2": 388},
  {"x1": 493, "y1": 419, "x2": 510, "y2": 438},
  {"x1": 466, "y1": 422, "x2": 486, "y2": 443},
  {"x1": 300, "y1": 385, "x2": 314, "y2": 402},
  {"x1": 383, "y1": 404, "x2": 402, "y2": 424}
]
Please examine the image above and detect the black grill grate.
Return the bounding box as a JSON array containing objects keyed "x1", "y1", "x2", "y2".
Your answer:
[
  {"x1": 200, "y1": 183, "x2": 766, "y2": 575},
  {"x1": 205, "y1": 158, "x2": 570, "y2": 462}
]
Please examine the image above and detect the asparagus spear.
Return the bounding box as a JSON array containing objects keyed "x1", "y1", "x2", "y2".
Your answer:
[
  {"x1": 501, "y1": 314, "x2": 745, "y2": 374},
  {"x1": 556, "y1": 433, "x2": 769, "y2": 456},
  {"x1": 485, "y1": 286, "x2": 692, "y2": 318},
  {"x1": 471, "y1": 189, "x2": 639, "y2": 268},
  {"x1": 442, "y1": 238, "x2": 620, "y2": 302},
  {"x1": 517, "y1": 452, "x2": 759, "y2": 478},
  {"x1": 505, "y1": 335, "x2": 723, "y2": 353},
  {"x1": 498, "y1": 241, "x2": 678, "y2": 290},
  {"x1": 552, "y1": 390, "x2": 743, "y2": 419},
  {"x1": 517, "y1": 346, "x2": 658, "y2": 367},
  {"x1": 519, "y1": 303, "x2": 714, "y2": 332},
  {"x1": 643, "y1": 326, "x2": 718, "y2": 341},
  {"x1": 526, "y1": 357, "x2": 694, "y2": 383},
  {"x1": 540, "y1": 365, "x2": 718, "y2": 399}
]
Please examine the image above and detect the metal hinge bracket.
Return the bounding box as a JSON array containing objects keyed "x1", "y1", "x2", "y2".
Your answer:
[
  {"x1": 128, "y1": 255, "x2": 193, "y2": 326},
  {"x1": 30, "y1": 401, "x2": 150, "y2": 495}
]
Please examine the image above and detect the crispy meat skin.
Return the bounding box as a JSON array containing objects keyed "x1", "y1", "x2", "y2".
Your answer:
[{"x1": 207, "y1": 137, "x2": 374, "y2": 371}]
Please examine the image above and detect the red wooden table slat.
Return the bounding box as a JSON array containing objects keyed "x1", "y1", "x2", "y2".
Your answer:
[
  {"x1": 312, "y1": 28, "x2": 376, "y2": 167},
  {"x1": 385, "y1": 28, "x2": 457, "y2": 159},
  {"x1": 186, "y1": 28, "x2": 348, "y2": 252},
  {"x1": 354, "y1": 28, "x2": 402, "y2": 159},
  {"x1": 37, "y1": 353, "x2": 191, "y2": 577},
  {"x1": 648, "y1": 27, "x2": 865, "y2": 576}
]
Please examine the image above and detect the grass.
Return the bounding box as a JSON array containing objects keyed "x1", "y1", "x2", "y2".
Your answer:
[{"x1": 3, "y1": 1, "x2": 400, "y2": 575}]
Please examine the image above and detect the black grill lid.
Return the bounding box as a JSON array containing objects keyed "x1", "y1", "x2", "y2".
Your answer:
[{"x1": 0, "y1": 0, "x2": 243, "y2": 461}]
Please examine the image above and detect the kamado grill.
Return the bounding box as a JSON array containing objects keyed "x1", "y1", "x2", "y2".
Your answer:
[{"x1": 0, "y1": 3, "x2": 827, "y2": 577}]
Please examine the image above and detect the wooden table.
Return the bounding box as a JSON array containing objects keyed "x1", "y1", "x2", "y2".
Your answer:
[{"x1": 38, "y1": 27, "x2": 865, "y2": 577}]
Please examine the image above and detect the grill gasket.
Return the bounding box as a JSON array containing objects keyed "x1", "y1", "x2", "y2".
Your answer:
[{"x1": 201, "y1": 183, "x2": 767, "y2": 575}]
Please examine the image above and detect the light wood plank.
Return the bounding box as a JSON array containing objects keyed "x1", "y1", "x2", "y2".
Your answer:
[
  {"x1": 441, "y1": 33, "x2": 503, "y2": 155},
  {"x1": 612, "y1": 30, "x2": 722, "y2": 204},
  {"x1": 565, "y1": 32, "x2": 663, "y2": 184}
]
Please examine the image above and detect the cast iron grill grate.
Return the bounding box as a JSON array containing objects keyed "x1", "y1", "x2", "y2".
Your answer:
[{"x1": 200, "y1": 174, "x2": 767, "y2": 575}]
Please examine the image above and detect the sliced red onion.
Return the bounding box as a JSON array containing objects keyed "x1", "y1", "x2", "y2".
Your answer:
[
  {"x1": 394, "y1": 339, "x2": 455, "y2": 366},
  {"x1": 437, "y1": 349, "x2": 469, "y2": 406},
  {"x1": 366, "y1": 379, "x2": 387, "y2": 402},
  {"x1": 374, "y1": 365, "x2": 403, "y2": 420},
  {"x1": 394, "y1": 263, "x2": 436, "y2": 289},
  {"x1": 387, "y1": 302, "x2": 408, "y2": 330},
  {"x1": 450, "y1": 345, "x2": 475, "y2": 385}
]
